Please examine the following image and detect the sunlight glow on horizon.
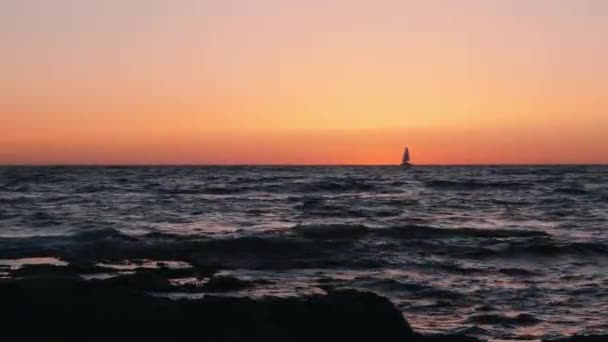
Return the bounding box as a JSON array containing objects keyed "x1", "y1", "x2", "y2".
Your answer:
[{"x1": 1, "y1": 0, "x2": 607, "y2": 164}]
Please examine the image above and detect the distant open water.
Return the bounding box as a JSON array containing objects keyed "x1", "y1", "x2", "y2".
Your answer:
[{"x1": 1, "y1": 166, "x2": 607, "y2": 340}]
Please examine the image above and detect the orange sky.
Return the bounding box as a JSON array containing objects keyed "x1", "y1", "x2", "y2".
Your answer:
[{"x1": 1, "y1": 0, "x2": 607, "y2": 164}]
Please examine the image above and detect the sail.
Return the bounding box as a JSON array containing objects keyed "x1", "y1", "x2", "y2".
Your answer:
[{"x1": 402, "y1": 147, "x2": 410, "y2": 164}]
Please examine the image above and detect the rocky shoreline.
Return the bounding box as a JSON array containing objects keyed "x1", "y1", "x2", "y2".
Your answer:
[{"x1": 0, "y1": 264, "x2": 605, "y2": 342}]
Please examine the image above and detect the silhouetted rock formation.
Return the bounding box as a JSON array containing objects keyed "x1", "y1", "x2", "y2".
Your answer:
[{"x1": 0, "y1": 274, "x2": 479, "y2": 342}]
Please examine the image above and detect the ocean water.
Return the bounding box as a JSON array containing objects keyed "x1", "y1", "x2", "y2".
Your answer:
[{"x1": 1, "y1": 165, "x2": 607, "y2": 340}]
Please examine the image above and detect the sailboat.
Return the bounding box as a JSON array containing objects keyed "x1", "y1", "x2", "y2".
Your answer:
[{"x1": 401, "y1": 147, "x2": 412, "y2": 167}]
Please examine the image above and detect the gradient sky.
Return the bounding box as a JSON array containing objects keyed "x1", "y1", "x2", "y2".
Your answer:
[{"x1": 1, "y1": 0, "x2": 607, "y2": 164}]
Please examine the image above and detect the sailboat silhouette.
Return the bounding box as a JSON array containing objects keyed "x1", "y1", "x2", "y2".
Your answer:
[{"x1": 401, "y1": 147, "x2": 412, "y2": 167}]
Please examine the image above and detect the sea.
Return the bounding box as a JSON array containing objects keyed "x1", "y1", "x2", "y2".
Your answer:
[{"x1": 1, "y1": 165, "x2": 607, "y2": 340}]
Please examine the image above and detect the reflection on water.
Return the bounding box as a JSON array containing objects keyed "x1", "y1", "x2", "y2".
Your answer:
[
  {"x1": 0, "y1": 165, "x2": 607, "y2": 340},
  {"x1": 0, "y1": 257, "x2": 67, "y2": 269}
]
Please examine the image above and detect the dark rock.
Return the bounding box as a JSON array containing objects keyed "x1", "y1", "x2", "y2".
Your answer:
[
  {"x1": 0, "y1": 274, "x2": 84, "y2": 294},
  {"x1": 317, "y1": 284, "x2": 335, "y2": 292},
  {"x1": 188, "y1": 260, "x2": 219, "y2": 278},
  {"x1": 475, "y1": 305, "x2": 496, "y2": 312},
  {"x1": 544, "y1": 336, "x2": 608, "y2": 342},
  {"x1": 0, "y1": 275, "x2": 481, "y2": 342},
  {"x1": 300, "y1": 289, "x2": 415, "y2": 341},
  {"x1": 91, "y1": 271, "x2": 174, "y2": 292},
  {"x1": 147, "y1": 266, "x2": 196, "y2": 279},
  {"x1": 424, "y1": 334, "x2": 484, "y2": 342},
  {"x1": 10, "y1": 262, "x2": 108, "y2": 278},
  {"x1": 316, "y1": 277, "x2": 334, "y2": 283},
  {"x1": 253, "y1": 278, "x2": 274, "y2": 285},
  {"x1": 202, "y1": 275, "x2": 254, "y2": 292}
]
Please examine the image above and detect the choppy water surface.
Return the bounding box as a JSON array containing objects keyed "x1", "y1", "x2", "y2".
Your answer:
[{"x1": 1, "y1": 166, "x2": 607, "y2": 340}]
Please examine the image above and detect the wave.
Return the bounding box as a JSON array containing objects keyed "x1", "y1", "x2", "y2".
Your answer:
[
  {"x1": 156, "y1": 183, "x2": 313, "y2": 195},
  {"x1": 74, "y1": 184, "x2": 124, "y2": 193},
  {"x1": 155, "y1": 187, "x2": 207, "y2": 195},
  {"x1": 0, "y1": 230, "x2": 354, "y2": 270},
  {"x1": 293, "y1": 224, "x2": 370, "y2": 239},
  {"x1": 0, "y1": 196, "x2": 33, "y2": 204},
  {"x1": 295, "y1": 205, "x2": 402, "y2": 219},
  {"x1": 291, "y1": 223, "x2": 550, "y2": 242},
  {"x1": 386, "y1": 198, "x2": 420, "y2": 206},
  {"x1": 379, "y1": 225, "x2": 549, "y2": 239},
  {"x1": 469, "y1": 240, "x2": 608, "y2": 258},
  {"x1": 553, "y1": 187, "x2": 589, "y2": 195},
  {"x1": 490, "y1": 199, "x2": 533, "y2": 206},
  {"x1": 201, "y1": 186, "x2": 248, "y2": 195},
  {"x1": 297, "y1": 180, "x2": 377, "y2": 193},
  {"x1": 349, "y1": 277, "x2": 465, "y2": 300},
  {"x1": 425, "y1": 180, "x2": 531, "y2": 191},
  {"x1": 27, "y1": 211, "x2": 63, "y2": 227},
  {"x1": 468, "y1": 313, "x2": 540, "y2": 326},
  {"x1": 71, "y1": 228, "x2": 138, "y2": 242},
  {"x1": 292, "y1": 197, "x2": 325, "y2": 208},
  {"x1": 496, "y1": 267, "x2": 539, "y2": 276},
  {"x1": 0, "y1": 185, "x2": 31, "y2": 192}
]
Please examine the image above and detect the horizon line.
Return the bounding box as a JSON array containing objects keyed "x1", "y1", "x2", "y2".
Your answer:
[{"x1": 0, "y1": 163, "x2": 606, "y2": 167}]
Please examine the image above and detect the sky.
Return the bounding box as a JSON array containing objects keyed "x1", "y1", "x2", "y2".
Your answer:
[{"x1": 1, "y1": 0, "x2": 607, "y2": 164}]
